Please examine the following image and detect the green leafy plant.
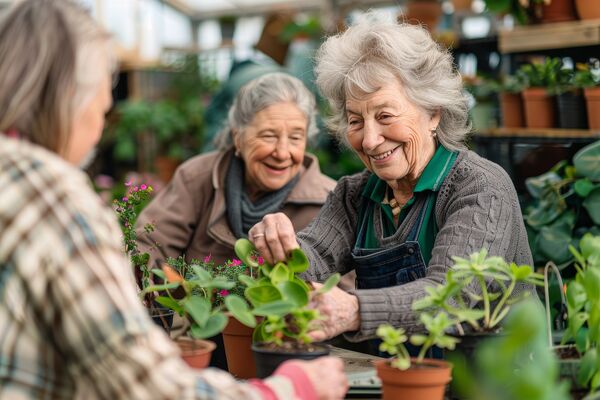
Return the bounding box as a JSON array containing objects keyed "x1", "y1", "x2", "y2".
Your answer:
[
  {"x1": 140, "y1": 257, "x2": 255, "y2": 339},
  {"x1": 574, "y1": 62, "x2": 600, "y2": 89},
  {"x1": 113, "y1": 181, "x2": 155, "y2": 293},
  {"x1": 376, "y1": 313, "x2": 459, "y2": 370},
  {"x1": 451, "y1": 299, "x2": 571, "y2": 400},
  {"x1": 561, "y1": 234, "x2": 600, "y2": 394},
  {"x1": 482, "y1": 0, "x2": 529, "y2": 24},
  {"x1": 525, "y1": 140, "x2": 600, "y2": 268},
  {"x1": 234, "y1": 238, "x2": 340, "y2": 347},
  {"x1": 280, "y1": 15, "x2": 322, "y2": 42},
  {"x1": 413, "y1": 249, "x2": 544, "y2": 334},
  {"x1": 517, "y1": 57, "x2": 569, "y2": 92}
]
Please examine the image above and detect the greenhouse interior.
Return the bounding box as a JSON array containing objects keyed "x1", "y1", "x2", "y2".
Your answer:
[{"x1": 0, "y1": 0, "x2": 599, "y2": 399}]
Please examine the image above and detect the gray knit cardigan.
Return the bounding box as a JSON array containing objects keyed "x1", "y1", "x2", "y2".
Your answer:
[{"x1": 298, "y1": 150, "x2": 535, "y2": 340}]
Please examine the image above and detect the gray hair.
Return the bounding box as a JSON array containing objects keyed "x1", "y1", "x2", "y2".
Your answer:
[
  {"x1": 0, "y1": 0, "x2": 114, "y2": 156},
  {"x1": 315, "y1": 12, "x2": 470, "y2": 151},
  {"x1": 215, "y1": 72, "x2": 318, "y2": 150}
]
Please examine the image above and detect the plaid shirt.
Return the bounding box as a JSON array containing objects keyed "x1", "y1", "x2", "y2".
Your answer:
[{"x1": 0, "y1": 136, "x2": 305, "y2": 400}]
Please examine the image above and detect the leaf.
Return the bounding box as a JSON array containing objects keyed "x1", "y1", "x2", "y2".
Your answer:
[
  {"x1": 537, "y1": 225, "x2": 573, "y2": 265},
  {"x1": 252, "y1": 320, "x2": 268, "y2": 343},
  {"x1": 317, "y1": 273, "x2": 341, "y2": 294},
  {"x1": 287, "y1": 248, "x2": 309, "y2": 273},
  {"x1": 566, "y1": 281, "x2": 587, "y2": 312},
  {"x1": 245, "y1": 285, "x2": 282, "y2": 307},
  {"x1": 270, "y1": 263, "x2": 290, "y2": 285},
  {"x1": 580, "y1": 233, "x2": 600, "y2": 260},
  {"x1": 234, "y1": 238, "x2": 260, "y2": 268},
  {"x1": 151, "y1": 268, "x2": 166, "y2": 280},
  {"x1": 154, "y1": 296, "x2": 184, "y2": 314},
  {"x1": 277, "y1": 281, "x2": 309, "y2": 307},
  {"x1": 252, "y1": 300, "x2": 296, "y2": 317},
  {"x1": 189, "y1": 313, "x2": 228, "y2": 339},
  {"x1": 409, "y1": 334, "x2": 427, "y2": 346},
  {"x1": 574, "y1": 140, "x2": 600, "y2": 180},
  {"x1": 577, "y1": 348, "x2": 598, "y2": 387},
  {"x1": 183, "y1": 296, "x2": 210, "y2": 327},
  {"x1": 225, "y1": 295, "x2": 256, "y2": 328},
  {"x1": 140, "y1": 282, "x2": 181, "y2": 296},
  {"x1": 238, "y1": 274, "x2": 257, "y2": 288},
  {"x1": 293, "y1": 277, "x2": 311, "y2": 293},
  {"x1": 583, "y1": 187, "x2": 600, "y2": 224},
  {"x1": 574, "y1": 178, "x2": 596, "y2": 197},
  {"x1": 190, "y1": 265, "x2": 211, "y2": 282},
  {"x1": 525, "y1": 171, "x2": 562, "y2": 199}
]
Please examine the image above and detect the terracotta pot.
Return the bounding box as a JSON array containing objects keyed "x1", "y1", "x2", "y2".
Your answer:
[
  {"x1": 540, "y1": 0, "x2": 577, "y2": 23},
  {"x1": 402, "y1": 0, "x2": 443, "y2": 33},
  {"x1": 176, "y1": 337, "x2": 216, "y2": 369},
  {"x1": 374, "y1": 358, "x2": 452, "y2": 400},
  {"x1": 522, "y1": 87, "x2": 556, "y2": 128},
  {"x1": 222, "y1": 316, "x2": 256, "y2": 379},
  {"x1": 575, "y1": 0, "x2": 600, "y2": 20},
  {"x1": 584, "y1": 86, "x2": 600, "y2": 129},
  {"x1": 500, "y1": 92, "x2": 525, "y2": 128},
  {"x1": 154, "y1": 156, "x2": 180, "y2": 184},
  {"x1": 452, "y1": 0, "x2": 472, "y2": 11}
]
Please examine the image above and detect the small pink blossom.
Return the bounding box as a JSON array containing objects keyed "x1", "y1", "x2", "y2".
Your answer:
[
  {"x1": 140, "y1": 184, "x2": 147, "y2": 190},
  {"x1": 203, "y1": 254, "x2": 212, "y2": 263},
  {"x1": 124, "y1": 180, "x2": 133, "y2": 187},
  {"x1": 122, "y1": 197, "x2": 128, "y2": 202},
  {"x1": 133, "y1": 186, "x2": 139, "y2": 192},
  {"x1": 230, "y1": 259, "x2": 242, "y2": 267},
  {"x1": 218, "y1": 289, "x2": 229, "y2": 297},
  {"x1": 257, "y1": 256, "x2": 264, "y2": 265}
]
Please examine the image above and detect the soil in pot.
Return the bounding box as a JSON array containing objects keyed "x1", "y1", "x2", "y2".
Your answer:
[
  {"x1": 374, "y1": 358, "x2": 451, "y2": 400},
  {"x1": 176, "y1": 337, "x2": 216, "y2": 369},
  {"x1": 252, "y1": 342, "x2": 330, "y2": 378},
  {"x1": 222, "y1": 317, "x2": 256, "y2": 379},
  {"x1": 555, "y1": 345, "x2": 587, "y2": 400}
]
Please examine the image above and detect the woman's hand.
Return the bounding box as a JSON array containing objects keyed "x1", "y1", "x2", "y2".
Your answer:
[
  {"x1": 285, "y1": 357, "x2": 348, "y2": 400},
  {"x1": 309, "y1": 283, "x2": 361, "y2": 341},
  {"x1": 248, "y1": 212, "x2": 299, "y2": 264}
]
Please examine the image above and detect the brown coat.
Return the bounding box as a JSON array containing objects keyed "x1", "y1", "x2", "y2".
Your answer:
[{"x1": 135, "y1": 150, "x2": 336, "y2": 268}]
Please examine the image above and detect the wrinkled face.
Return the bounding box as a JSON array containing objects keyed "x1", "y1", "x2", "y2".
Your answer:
[
  {"x1": 235, "y1": 102, "x2": 308, "y2": 198},
  {"x1": 66, "y1": 73, "x2": 112, "y2": 166},
  {"x1": 345, "y1": 79, "x2": 440, "y2": 187}
]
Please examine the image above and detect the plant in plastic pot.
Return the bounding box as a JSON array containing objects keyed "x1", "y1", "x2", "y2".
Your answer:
[
  {"x1": 412, "y1": 248, "x2": 544, "y2": 363},
  {"x1": 140, "y1": 258, "x2": 254, "y2": 369},
  {"x1": 374, "y1": 314, "x2": 457, "y2": 400},
  {"x1": 234, "y1": 238, "x2": 341, "y2": 378},
  {"x1": 575, "y1": 61, "x2": 600, "y2": 130}
]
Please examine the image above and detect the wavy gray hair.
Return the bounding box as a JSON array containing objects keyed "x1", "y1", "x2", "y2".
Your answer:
[
  {"x1": 215, "y1": 72, "x2": 318, "y2": 150},
  {"x1": 315, "y1": 13, "x2": 470, "y2": 151},
  {"x1": 0, "y1": 0, "x2": 114, "y2": 156}
]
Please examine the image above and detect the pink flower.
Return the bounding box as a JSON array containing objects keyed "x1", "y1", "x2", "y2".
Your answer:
[
  {"x1": 257, "y1": 256, "x2": 264, "y2": 265},
  {"x1": 133, "y1": 186, "x2": 139, "y2": 192},
  {"x1": 124, "y1": 180, "x2": 133, "y2": 187},
  {"x1": 230, "y1": 259, "x2": 242, "y2": 267},
  {"x1": 218, "y1": 289, "x2": 229, "y2": 297},
  {"x1": 122, "y1": 197, "x2": 128, "y2": 202},
  {"x1": 140, "y1": 184, "x2": 147, "y2": 190},
  {"x1": 203, "y1": 254, "x2": 212, "y2": 263}
]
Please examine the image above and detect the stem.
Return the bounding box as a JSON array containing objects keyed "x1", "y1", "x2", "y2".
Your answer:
[
  {"x1": 417, "y1": 340, "x2": 431, "y2": 363},
  {"x1": 478, "y1": 276, "x2": 491, "y2": 328},
  {"x1": 489, "y1": 278, "x2": 516, "y2": 328}
]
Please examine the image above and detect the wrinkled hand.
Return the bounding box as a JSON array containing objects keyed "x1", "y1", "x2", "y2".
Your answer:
[
  {"x1": 248, "y1": 212, "x2": 299, "y2": 264},
  {"x1": 288, "y1": 357, "x2": 348, "y2": 400},
  {"x1": 309, "y1": 282, "x2": 361, "y2": 341}
]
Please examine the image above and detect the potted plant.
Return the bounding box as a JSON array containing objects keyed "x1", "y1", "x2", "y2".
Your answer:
[
  {"x1": 575, "y1": 61, "x2": 600, "y2": 130},
  {"x1": 549, "y1": 64, "x2": 588, "y2": 129},
  {"x1": 497, "y1": 74, "x2": 526, "y2": 128},
  {"x1": 412, "y1": 248, "x2": 544, "y2": 360},
  {"x1": 140, "y1": 256, "x2": 255, "y2": 369},
  {"x1": 234, "y1": 238, "x2": 341, "y2": 378},
  {"x1": 524, "y1": 140, "x2": 600, "y2": 269},
  {"x1": 558, "y1": 234, "x2": 600, "y2": 397},
  {"x1": 450, "y1": 299, "x2": 571, "y2": 400},
  {"x1": 374, "y1": 313, "x2": 457, "y2": 400},
  {"x1": 517, "y1": 58, "x2": 564, "y2": 128},
  {"x1": 113, "y1": 181, "x2": 175, "y2": 331},
  {"x1": 464, "y1": 75, "x2": 499, "y2": 131},
  {"x1": 482, "y1": 0, "x2": 529, "y2": 24}
]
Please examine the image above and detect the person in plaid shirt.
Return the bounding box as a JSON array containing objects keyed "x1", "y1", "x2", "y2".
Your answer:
[{"x1": 0, "y1": 1, "x2": 348, "y2": 399}]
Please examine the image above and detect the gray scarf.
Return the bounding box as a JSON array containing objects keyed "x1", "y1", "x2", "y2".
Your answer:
[{"x1": 226, "y1": 155, "x2": 299, "y2": 238}]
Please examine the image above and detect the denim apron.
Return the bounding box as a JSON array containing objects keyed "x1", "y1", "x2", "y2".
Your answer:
[{"x1": 351, "y1": 192, "x2": 436, "y2": 357}]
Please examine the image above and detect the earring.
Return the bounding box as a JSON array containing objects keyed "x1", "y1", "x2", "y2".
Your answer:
[
  {"x1": 431, "y1": 127, "x2": 438, "y2": 138},
  {"x1": 235, "y1": 149, "x2": 241, "y2": 157}
]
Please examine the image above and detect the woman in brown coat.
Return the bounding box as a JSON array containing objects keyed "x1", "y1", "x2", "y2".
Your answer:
[{"x1": 135, "y1": 72, "x2": 336, "y2": 268}]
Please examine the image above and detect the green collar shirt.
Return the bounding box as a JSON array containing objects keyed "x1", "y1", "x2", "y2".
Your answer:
[{"x1": 359, "y1": 145, "x2": 458, "y2": 264}]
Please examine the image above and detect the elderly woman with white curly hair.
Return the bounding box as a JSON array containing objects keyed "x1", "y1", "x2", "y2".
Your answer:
[{"x1": 249, "y1": 14, "x2": 534, "y2": 348}]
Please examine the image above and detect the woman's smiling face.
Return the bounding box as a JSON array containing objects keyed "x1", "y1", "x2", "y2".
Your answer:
[
  {"x1": 345, "y1": 79, "x2": 440, "y2": 188},
  {"x1": 235, "y1": 102, "x2": 308, "y2": 199}
]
